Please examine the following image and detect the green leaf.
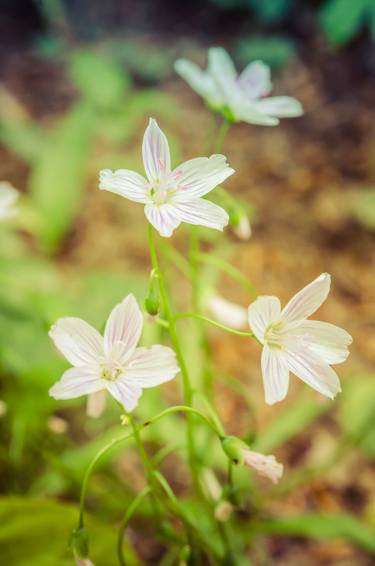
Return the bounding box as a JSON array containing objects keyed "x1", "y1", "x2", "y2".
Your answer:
[
  {"x1": 0, "y1": 497, "x2": 140, "y2": 565},
  {"x1": 352, "y1": 188, "x2": 375, "y2": 230},
  {"x1": 320, "y1": 0, "x2": 369, "y2": 46},
  {"x1": 68, "y1": 50, "x2": 130, "y2": 108},
  {"x1": 339, "y1": 375, "x2": 375, "y2": 457},
  {"x1": 253, "y1": 513, "x2": 375, "y2": 553},
  {"x1": 29, "y1": 100, "x2": 95, "y2": 253},
  {"x1": 235, "y1": 35, "x2": 297, "y2": 69},
  {"x1": 253, "y1": 396, "x2": 328, "y2": 453}
]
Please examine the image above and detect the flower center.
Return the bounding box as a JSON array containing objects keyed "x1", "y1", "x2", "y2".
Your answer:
[
  {"x1": 264, "y1": 321, "x2": 285, "y2": 349},
  {"x1": 100, "y1": 361, "x2": 122, "y2": 381}
]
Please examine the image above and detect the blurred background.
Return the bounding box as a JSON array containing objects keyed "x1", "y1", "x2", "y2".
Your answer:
[{"x1": 0, "y1": 0, "x2": 374, "y2": 564}]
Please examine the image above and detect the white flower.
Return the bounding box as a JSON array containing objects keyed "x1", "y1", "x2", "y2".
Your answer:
[
  {"x1": 232, "y1": 214, "x2": 252, "y2": 240},
  {"x1": 0, "y1": 181, "x2": 19, "y2": 220},
  {"x1": 49, "y1": 294, "x2": 179, "y2": 413},
  {"x1": 175, "y1": 47, "x2": 303, "y2": 126},
  {"x1": 99, "y1": 118, "x2": 234, "y2": 237},
  {"x1": 207, "y1": 295, "x2": 248, "y2": 330},
  {"x1": 248, "y1": 273, "x2": 352, "y2": 405},
  {"x1": 242, "y1": 449, "x2": 283, "y2": 484}
]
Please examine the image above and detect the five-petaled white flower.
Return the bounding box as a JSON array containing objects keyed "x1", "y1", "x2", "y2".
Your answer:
[
  {"x1": 49, "y1": 294, "x2": 179, "y2": 413},
  {"x1": 99, "y1": 118, "x2": 234, "y2": 237},
  {"x1": 175, "y1": 47, "x2": 303, "y2": 126},
  {"x1": 0, "y1": 181, "x2": 19, "y2": 220},
  {"x1": 248, "y1": 273, "x2": 352, "y2": 405}
]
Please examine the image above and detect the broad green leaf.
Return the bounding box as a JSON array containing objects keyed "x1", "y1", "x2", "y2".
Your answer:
[
  {"x1": 0, "y1": 497, "x2": 140, "y2": 565},
  {"x1": 68, "y1": 50, "x2": 130, "y2": 108},
  {"x1": 235, "y1": 35, "x2": 296, "y2": 69},
  {"x1": 253, "y1": 396, "x2": 328, "y2": 453},
  {"x1": 29, "y1": 100, "x2": 95, "y2": 253},
  {"x1": 253, "y1": 513, "x2": 375, "y2": 553},
  {"x1": 320, "y1": 0, "x2": 369, "y2": 46}
]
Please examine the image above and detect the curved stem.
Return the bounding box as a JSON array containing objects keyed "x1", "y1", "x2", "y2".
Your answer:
[
  {"x1": 78, "y1": 432, "x2": 133, "y2": 529},
  {"x1": 117, "y1": 486, "x2": 152, "y2": 566},
  {"x1": 145, "y1": 404, "x2": 224, "y2": 439},
  {"x1": 147, "y1": 224, "x2": 199, "y2": 492},
  {"x1": 175, "y1": 312, "x2": 255, "y2": 338},
  {"x1": 192, "y1": 251, "x2": 257, "y2": 298}
]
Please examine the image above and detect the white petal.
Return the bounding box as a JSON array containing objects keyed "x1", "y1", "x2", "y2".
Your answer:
[
  {"x1": 238, "y1": 61, "x2": 272, "y2": 100},
  {"x1": 234, "y1": 96, "x2": 280, "y2": 126},
  {"x1": 173, "y1": 199, "x2": 229, "y2": 231},
  {"x1": 281, "y1": 273, "x2": 331, "y2": 324},
  {"x1": 125, "y1": 345, "x2": 179, "y2": 387},
  {"x1": 105, "y1": 380, "x2": 142, "y2": 412},
  {"x1": 291, "y1": 320, "x2": 352, "y2": 365},
  {"x1": 174, "y1": 58, "x2": 224, "y2": 107},
  {"x1": 49, "y1": 366, "x2": 104, "y2": 400},
  {"x1": 49, "y1": 318, "x2": 103, "y2": 366},
  {"x1": 253, "y1": 96, "x2": 304, "y2": 118},
  {"x1": 99, "y1": 169, "x2": 149, "y2": 203},
  {"x1": 207, "y1": 296, "x2": 248, "y2": 330},
  {"x1": 104, "y1": 294, "x2": 143, "y2": 359},
  {"x1": 261, "y1": 346, "x2": 290, "y2": 405},
  {"x1": 208, "y1": 47, "x2": 238, "y2": 101},
  {"x1": 86, "y1": 390, "x2": 107, "y2": 418},
  {"x1": 242, "y1": 449, "x2": 283, "y2": 484},
  {"x1": 144, "y1": 203, "x2": 181, "y2": 237},
  {"x1": 285, "y1": 344, "x2": 341, "y2": 399},
  {"x1": 172, "y1": 155, "x2": 234, "y2": 201},
  {"x1": 142, "y1": 118, "x2": 171, "y2": 183},
  {"x1": 247, "y1": 296, "x2": 282, "y2": 343}
]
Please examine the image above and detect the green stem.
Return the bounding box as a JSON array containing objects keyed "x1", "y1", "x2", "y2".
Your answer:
[
  {"x1": 175, "y1": 311, "x2": 255, "y2": 338},
  {"x1": 214, "y1": 119, "x2": 231, "y2": 153},
  {"x1": 147, "y1": 224, "x2": 199, "y2": 491},
  {"x1": 78, "y1": 432, "x2": 133, "y2": 529},
  {"x1": 117, "y1": 486, "x2": 152, "y2": 566},
  {"x1": 192, "y1": 251, "x2": 258, "y2": 298}
]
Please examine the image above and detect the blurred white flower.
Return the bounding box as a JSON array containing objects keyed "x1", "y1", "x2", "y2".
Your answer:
[
  {"x1": 49, "y1": 294, "x2": 179, "y2": 413},
  {"x1": 248, "y1": 273, "x2": 352, "y2": 405},
  {"x1": 242, "y1": 449, "x2": 283, "y2": 484},
  {"x1": 0, "y1": 181, "x2": 19, "y2": 220},
  {"x1": 207, "y1": 295, "x2": 247, "y2": 330},
  {"x1": 99, "y1": 118, "x2": 234, "y2": 237},
  {"x1": 175, "y1": 47, "x2": 303, "y2": 126}
]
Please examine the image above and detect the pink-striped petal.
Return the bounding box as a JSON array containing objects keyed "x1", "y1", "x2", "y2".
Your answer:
[
  {"x1": 144, "y1": 203, "x2": 181, "y2": 237},
  {"x1": 142, "y1": 119, "x2": 171, "y2": 183},
  {"x1": 105, "y1": 379, "x2": 142, "y2": 412},
  {"x1": 281, "y1": 273, "x2": 331, "y2": 324},
  {"x1": 248, "y1": 296, "x2": 282, "y2": 343},
  {"x1": 125, "y1": 345, "x2": 179, "y2": 387},
  {"x1": 49, "y1": 318, "x2": 103, "y2": 366},
  {"x1": 261, "y1": 345, "x2": 290, "y2": 405},
  {"x1": 99, "y1": 169, "x2": 149, "y2": 203},
  {"x1": 172, "y1": 155, "x2": 234, "y2": 201},
  {"x1": 104, "y1": 294, "x2": 143, "y2": 359},
  {"x1": 173, "y1": 199, "x2": 229, "y2": 231},
  {"x1": 49, "y1": 366, "x2": 103, "y2": 400}
]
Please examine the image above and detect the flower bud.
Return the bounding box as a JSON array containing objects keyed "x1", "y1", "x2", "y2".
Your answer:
[
  {"x1": 229, "y1": 208, "x2": 252, "y2": 241},
  {"x1": 70, "y1": 527, "x2": 89, "y2": 560},
  {"x1": 145, "y1": 294, "x2": 160, "y2": 316},
  {"x1": 221, "y1": 436, "x2": 247, "y2": 465}
]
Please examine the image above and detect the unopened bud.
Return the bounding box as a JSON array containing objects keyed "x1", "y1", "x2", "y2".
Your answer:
[
  {"x1": 70, "y1": 527, "x2": 89, "y2": 560},
  {"x1": 221, "y1": 436, "x2": 247, "y2": 465},
  {"x1": 229, "y1": 208, "x2": 251, "y2": 241},
  {"x1": 145, "y1": 294, "x2": 160, "y2": 316},
  {"x1": 214, "y1": 500, "x2": 234, "y2": 522}
]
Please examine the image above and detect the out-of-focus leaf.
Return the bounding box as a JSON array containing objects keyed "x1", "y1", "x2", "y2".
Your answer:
[
  {"x1": 235, "y1": 35, "x2": 296, "y2": 69},
  {"x1": 253, "y1": 396, "x2": 328, "y2": 452},
  {"x1": 248, "y1": 0, "x2": 295, "y2": 24},
  {"x1": 69, "y1": 50, "x2": 130, "y2": 108},
  {"x1": 353, "y1": 188, "x2": 375, "y2": 230},
  {"x1": 320, "y1": 0, "x2": 370, "y2": 46},
  {"x1": 29, "y1": 100, "x2": 95, "y2": 253},
  {"x1": 253, "y1": 513, "x2": 375, "y2": 553},
  {"x1": 115, "y1": 41, "x2": 177, "y2": 83},
  {"x1": 339, "y1": 375, "x2": 375, "y2": 457},
  {"x1": 0, "y1": 497, "x2": 140, "y2": 565}
]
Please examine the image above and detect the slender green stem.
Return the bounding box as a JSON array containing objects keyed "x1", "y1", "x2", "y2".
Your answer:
[
  {"x1": 117, "y1": 486, "x2": 152, "y2": 566},
  {"x1": 78, "y1": 432, "x2": 133, "y2": 529},
  {"x1": 175, "y1": 311, "x2": 255, "y2": 338},
  {"x1": 145, "y1": 404, "x2": 224, "y2": 438},
  {"x1": 192, "y1": 251, "x2": 258, "y2": 298},
  {"x1": 147, "y1": 224, "x2": 199, "y2": 492},
  {"x1": 214, "y1": 119, "x2": 231, "y2": 153}
]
